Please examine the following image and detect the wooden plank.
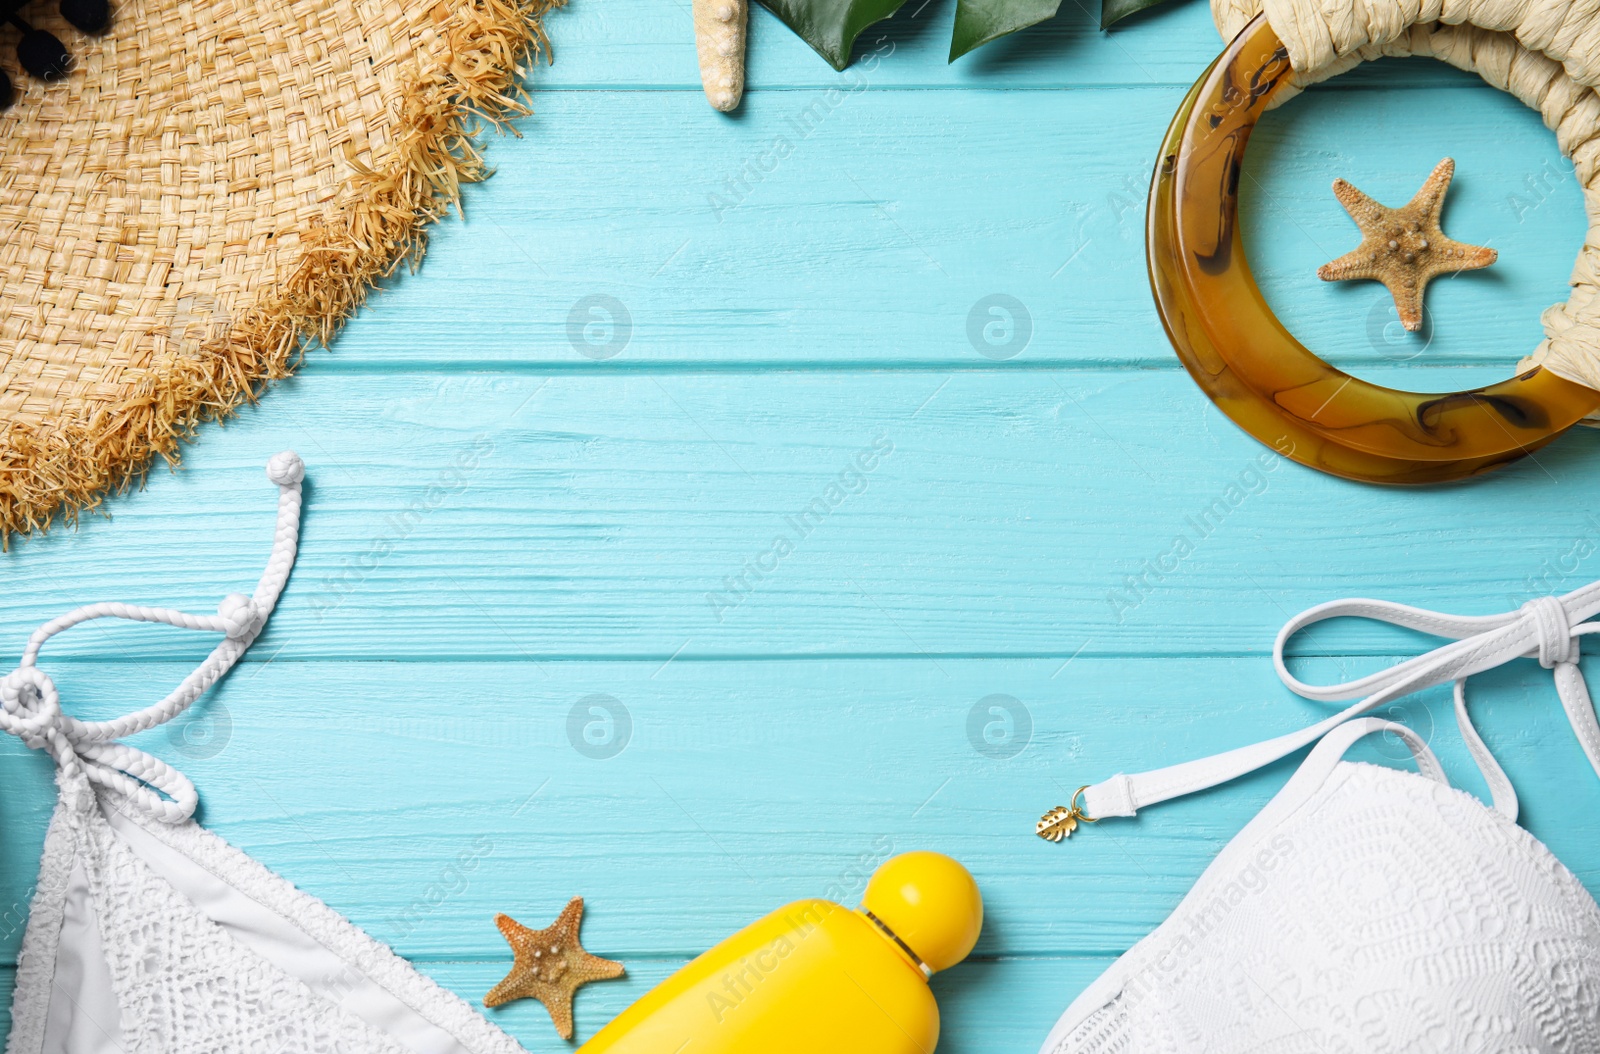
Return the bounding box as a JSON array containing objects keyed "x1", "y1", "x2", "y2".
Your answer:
[
  {"x1": 5, "y1": 369, "x2": 1598, "y2": 660},
  {"x1": 0, "y1": 5, "x2": 1589, "y2": 1052},
  {"x1": 0, "y1": 657, "x2": 1594, "y2": 968},
  {"x1": 314, "y1": 84, "x2": 1583, "y2": 367},
  {"x1": 531, "y1": 0, "x2": 1487, "y2": 91}
]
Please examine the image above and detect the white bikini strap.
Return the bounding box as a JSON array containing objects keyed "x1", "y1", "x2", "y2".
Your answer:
[
  {"x1": 1081, "y1": 580, "x2": 1600, "y2": 825},
  {"x1": 0, "y1": 452, "x2": 306, "y2": 823},
  {"x1": 1285, "y1": 716, "x2": 1449, "y2": 796}
]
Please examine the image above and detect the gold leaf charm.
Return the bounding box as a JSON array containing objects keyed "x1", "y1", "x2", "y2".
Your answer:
[
  {"x1": 1036, "y1": 806, "x2": 1079, "y2": 842},
  {"x1": 1036, "y1": 786, "x2": 1096, "y2": 842}
]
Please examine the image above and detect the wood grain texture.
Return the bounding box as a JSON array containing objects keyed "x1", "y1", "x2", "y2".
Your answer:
[
  {"x1": 329, "y1": 84, "x2": 1580, "y2": 368},
  {"x1": 5, "y1": 370, "x2": 1600, "y2": 660},
  {"x1": 2, "y1": 657, "x2": 1598, "y2": 954},
  {"x1": 3, "y1": 0, "x2": 1599, "y2": 1051}
]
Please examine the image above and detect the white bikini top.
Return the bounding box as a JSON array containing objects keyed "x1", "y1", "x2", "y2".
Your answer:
[
  {"x1": 1, "y1": 454, "x2": 533, "y2": 1054},
  {"x1": 1043, "y1": 582, "x2": 1600, "y2": 1051}
]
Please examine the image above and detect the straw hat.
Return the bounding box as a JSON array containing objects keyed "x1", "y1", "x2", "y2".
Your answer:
[{"x1": 0, "y1": 0, "x2": 559, "y2": 541}]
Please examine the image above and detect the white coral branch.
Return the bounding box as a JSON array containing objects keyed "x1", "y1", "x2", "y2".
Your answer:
[{"x1": 693, "y1": 0, "x2": 746, "y2": 112}]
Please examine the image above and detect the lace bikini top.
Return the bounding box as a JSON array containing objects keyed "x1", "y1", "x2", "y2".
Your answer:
[
  {"x1": 1, "y1": 455, "x2": 533, "y2": 1054},
  {"x1": 1042, "y1": 582, "x2": 1600, "y2": 1050}
]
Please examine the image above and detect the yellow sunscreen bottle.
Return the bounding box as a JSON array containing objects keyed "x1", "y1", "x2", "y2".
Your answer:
[{"x1": 578, "y1": 852, "x2": 982, "y2": 1053}]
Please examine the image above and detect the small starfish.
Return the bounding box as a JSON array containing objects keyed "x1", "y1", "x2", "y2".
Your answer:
[
  {"x1": 692, "y1": 0, "x2": 745, "y2": 111},
  {"x1": 484, "y1": 898, "x2": 624, "y2": 1040},
  {"x1": 1317, "y1": 158, "x2": 1497, "y2": 331}
]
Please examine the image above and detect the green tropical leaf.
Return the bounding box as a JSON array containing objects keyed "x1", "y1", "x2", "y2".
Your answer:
[
  {"x1": 757, "y1": 0, "x2": 914, "y2": 70},
  {"x1": 1100, "y1": 0, "x2": 1175, "y2": 29},
  {"x1": 762, "y1": 0, "x2": 1186, "y2": 69},
  {"x1": 949, "y1": 0, "x2": 1062, "y2": 61}
]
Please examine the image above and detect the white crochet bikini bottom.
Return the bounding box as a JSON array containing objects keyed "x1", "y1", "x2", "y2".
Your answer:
[
  {"x1": 1, "y1": 455, "x2": 528, "y2": 1054},
  {"x1": 1043, "y1": 587, "x2": 1600, "y2": 1050}
]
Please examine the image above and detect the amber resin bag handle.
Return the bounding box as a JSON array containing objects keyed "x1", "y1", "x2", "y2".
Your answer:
[{"x1": 1147, "y1": 13, "x2": 1600, "y2": 484}]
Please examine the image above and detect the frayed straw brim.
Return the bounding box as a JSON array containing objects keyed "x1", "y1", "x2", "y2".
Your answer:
[{"x1": 0, "y1": 0, "x2": 562, "y2": 544}]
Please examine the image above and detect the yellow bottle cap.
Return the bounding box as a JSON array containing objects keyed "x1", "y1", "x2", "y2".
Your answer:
[{"x1": 860, "y1": 852, "x2": 982, "y2": 975}]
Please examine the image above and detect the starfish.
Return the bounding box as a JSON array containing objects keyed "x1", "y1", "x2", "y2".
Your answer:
[
  {"x1": 484, "y1": 898, "x2": 624, "y2": 1040},
  {"x1": 1317, "y1": 158, "x2": 1497, "y2": 332},
  {"x1": 692, "y1": 0, "x2": 745, "y2": 111}
]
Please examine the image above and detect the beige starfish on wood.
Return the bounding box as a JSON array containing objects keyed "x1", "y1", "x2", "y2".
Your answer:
[
  {"x1": 693, "y1": 0, "x2": 746, "y2": 112},
  {"x1": 484, "y1": 898, "x2": 624, "y2": 1040},
  {"x1": 1317, "y1": 158, "x2": 1497, "y2": 332}
]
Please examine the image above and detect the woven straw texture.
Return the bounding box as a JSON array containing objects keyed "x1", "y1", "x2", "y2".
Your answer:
[{"x1": 0, "y1": 0, "x2": 559, "y2": 541}]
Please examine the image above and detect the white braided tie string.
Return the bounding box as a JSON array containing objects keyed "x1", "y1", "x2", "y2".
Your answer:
[
  {"x1": 1083, "y1": 576, "x2": 1600, "y2": 821},
  {"x1": 0, "y1": 451, "x2": 305, "y2": 823}
]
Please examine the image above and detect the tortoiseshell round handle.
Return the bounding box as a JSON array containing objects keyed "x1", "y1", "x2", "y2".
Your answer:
[{"x1": 1148, "y1": 14, "x2": 1600, "y2": 484}]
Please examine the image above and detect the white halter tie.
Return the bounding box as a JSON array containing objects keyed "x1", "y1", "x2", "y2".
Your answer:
[
  {"x1": 1084, "y1": 577, "x2": 1600, "y2": 823},
  {"x1": 0, "y1": 451, "x2": 304, "y2": 823}
]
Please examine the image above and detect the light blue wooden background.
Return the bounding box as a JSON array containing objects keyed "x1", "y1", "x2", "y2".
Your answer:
[{"x1": 4, "y1": 0, "x2": 1600, "y2": 1048}]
